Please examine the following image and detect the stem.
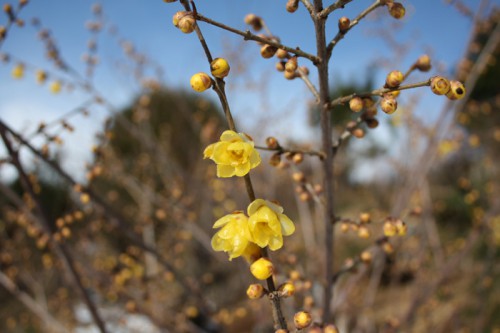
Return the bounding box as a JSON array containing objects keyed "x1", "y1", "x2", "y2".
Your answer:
[{"x1": 312, "y1": 0, "x2": 335, "y2": 323}]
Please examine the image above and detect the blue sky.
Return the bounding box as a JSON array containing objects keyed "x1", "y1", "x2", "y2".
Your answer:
[{"x1": 0, "y1": 0, "x2": 496, "y2": 181}]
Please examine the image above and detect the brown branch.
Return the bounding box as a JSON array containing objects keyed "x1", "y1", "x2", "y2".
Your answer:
[
  {"x1": 194, "y1": 12, "x2": 320, "y2": 64},
  {"x1": 297, "y1": 67, "x2": 321, "y2": 102},
  {"x1": 319, "y1": 0, "x2": 354, "y2": 19},
  {"x1": 326, "y1": 0, "x2": 384, "y2": 59},
  {"x1": 299, "y1": 0, "x2": 315, "y2": 15},
  {"x1": 0, "y1": 271, "x2": 68, "y2": 333},
  {"x1": 327, "y1": 79, "x2": 432, "y2": 109},
  {"x1": 255, "y1": 145, "x2": 325, "y2": 159}
]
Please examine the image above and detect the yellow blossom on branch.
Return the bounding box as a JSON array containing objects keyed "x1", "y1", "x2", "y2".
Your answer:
[
  {"x1": 211, "y1": 211, "x2": 253, "y2": 260},
  {"x1": 203, "y1": 130, "x2": 261, "y2": 178},
  {"x1": 247, "y1": 199, "x2": 295, "y2": 251}
]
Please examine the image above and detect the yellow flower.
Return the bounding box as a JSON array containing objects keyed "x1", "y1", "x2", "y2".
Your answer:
[
  {"x1": 211, "y1": 211, "x2": 253, "y2": 260},
  {"x1": 247, "y1": 199, "x2": 295, "y2": 251},
  {"x1": 11, "y1": 64, "x2": 24, "y2": 79},
  {"x1": 50, "y1": 80, "x2": 62, "y2": 94},
  {"x1": 203, "y1": 130, "x2": 261, "y2": 178}
]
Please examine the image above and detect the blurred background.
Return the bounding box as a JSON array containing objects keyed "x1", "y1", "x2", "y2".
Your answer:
[{"x1": 0, "y1": 0, "x2": 498, "y2": 332}]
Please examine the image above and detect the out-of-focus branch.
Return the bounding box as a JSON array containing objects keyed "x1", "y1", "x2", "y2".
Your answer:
[
  {"x1": 0, "y1": 271, "x2": 68, "y2": 333},
  {"x1": 319, "y1": 0, "x2": 354, "y2": 19}
]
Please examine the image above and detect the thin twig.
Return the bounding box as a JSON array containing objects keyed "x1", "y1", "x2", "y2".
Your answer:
[
  {"x1": 319, "y1": 0, "x2": 354, "y2": 19},
  {"x1": 326, "y1": 0, "x2": 384, "y2": 59},
  {"x1": 327, "y1": 79, "x2": 432, "y2": 109},
  {"x1": 299, "y1": 0, "x2": 315, "y2": 15},
  {"x1": 0, "y1": 127, "x2": 109, "y2": 333},
  {"x1": 297, "y1": 67, "x2": 321, "y2": 102},
  {"x1": 194, "y1": 13, "x2": 320, "y2": 64}
]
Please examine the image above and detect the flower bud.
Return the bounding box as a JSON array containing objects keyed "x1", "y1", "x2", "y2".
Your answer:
[
  {"x1": 385, "y1": 70, "x2": 404, "y2": 88},
  {"x1": 415, "y1": 54, "x2": 431, "y2": 72},
  {"x1": 286, "y1": 0, "x2": 299, "y2": 13},
  {"x1": 284, "y1": 70, "x2": 296, "y2": 80},
  {"x1": 388, "y1": 2, "x2": 405, "y2": 19},
  {"x1": 0, "y1": 26, "x2": 6, "y2": 40},
  {"x1": 340, "y1": 223, "x2": 350, "y2": 233},
  {"x1": 285, "y1": 56, "x2": 298, "y2": 72},
  {"x1": 190, "y1": 72, "x2": 212, "y2": 92},
  {"x1": 11, "y1": 63, "x2": 24, "y2": 79},
  {"x1": 446, "y1": 80, "x2": 466, "y2": 100},
  {"x1": 292, "y1": 171, "x2": 305, "y2": 183},
  {"x1": 349, "y1": 96, "x2": 363, "y2": 113},
  {"x1": 246, "y1": 284, "x2": 265, "y2": 299},
  {"x1": 363, "y1": 97, "x2": 375, "y2": 108},
  {"x1": 380, "y1": 96, "x2": 398, "y2": 114},
  {"x1": 210, "y1": 58, "x2": 230, "y2": 78},
  {"x1": 359, "y1": 212, "x2": 371, "y2": 224},
  {"x1": 266, "y1": 136, "x2": 280, "y2": 149},
  {"x1": 278, "y1": 281, "x2": 296, "y2": 297},
  {"x1": 338, "y1": 17, "x2": 350, "y2": 33},
  {"x1": 292, "y1": 153, "x2": 304, "y2": 164},
  {"x1": 276, "y1": 49, "x2": 289, "y2": 59},
  {"x1": 172, "y1": 11, "x2": 184, "y2": 27},
  {"x1": 276, "y1": 61, "x2": 286, "y2": 72},
  {"x1": 365, "y1": 118, "x2": 379, "y2": 129},
  {"x1": 352, "y1": 128, "x2": 365, "y2": 139},
  {"x1": 324, "y1": 324, "x2": 340, "y2": 333},
  {"x1": 382, "y1": 242, "x2": 394, "y2": 254},
  {"x1": 250, "y1": 257, "x2": 274, "y2": 280},
  {"x1": 293, "y1": 311, "x2": 312, "y2": 329},
  {"x1": 394, "y1": 219, "x2": 407, "y2": 236},
  {"x1": 260, "y1": 44, "x2": 277, "y2": 59},
  {"x1": 50, "y1": 80, "x2": 62, "y2": 94},
  {"x1": 269, "y1": 153, "x2": 281, "y2": 166},
  {"x1": 358, "y1": 226, "x2": 370, "y2": 238},
  {"x1": 360, "y1": 250, "x2": 372, "y2": 264},
  {"x1": 177, "y1": 13, "x2": 196, "y2": 33},
  {"x1": 430, "y1": 76, "x2": 451, "y2": 95},
  {"x1": 244, "y1": 14, "x2": 263, "y2": 31},
  {"x1": 36, "y1": 70, "x2": 47, "y2": 84},
  {"x1": 383, "y1": 221, "x2": 397, "y2": 237}
]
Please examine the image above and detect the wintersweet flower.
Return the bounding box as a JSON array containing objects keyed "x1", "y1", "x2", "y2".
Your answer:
[
  {"x1": 247, "y1": 199, "x2": 295, "y2": 251},
  {"x1": 203, "y1": 130, "x2": 261, "y2": 178},
  {"x1": 211, "y1": 211, "x2": 253, "y2": 260}
]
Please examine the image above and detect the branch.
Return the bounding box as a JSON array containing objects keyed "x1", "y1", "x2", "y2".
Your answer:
[
  {"x1": 326, "y1": 0, "x2": 384, "y2": 59},
  {"x1": 194, "y1": 12, "x2": 320, "y2": 64},
  {"x1": 297, "y1": 67, "x2": 321, "y2": 102},
  {"x1": 318, "y1": 0, "x2": 354, "y2": 19},
  {"x1": 299, "y1": 0, "x2": 315, "y2": 15},
  {"x1": 327, "y1": 79, "x2": 432, "y2": 109},
  {"x1": 0, "y1": 272, "x2": 68, "y2": 333}
]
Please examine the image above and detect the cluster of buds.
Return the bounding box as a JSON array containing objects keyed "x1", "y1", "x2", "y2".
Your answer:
[
  {"x1": 189, "y1": 57, "x2": 230, "y2": 93},
  {"x1": 381, "y1": 70, "x2": 404, "y2": 114},
  {"x1": 430, "y1": 76, "x2": 466, "y2": 100},
  {"x1": 383, "y1": 217, "x2": 407, "y2": 237},
  {"x1": 339, "y1": 212, "x2": 372, "y2": 239}
]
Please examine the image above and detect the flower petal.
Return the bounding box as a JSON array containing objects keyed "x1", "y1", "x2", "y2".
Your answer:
[
  {"x1": 220, "y1": 130, "x2": 241, "y2": 142},
  {"x1": 279, "y1": 214, "x2": 295, "y2": 236},
  {"x1": 217, "y1": 164, "x2": 235, "y2": 178},
  {"x1": 247, "y1": 199, "x2": 266, "y2": 216}
]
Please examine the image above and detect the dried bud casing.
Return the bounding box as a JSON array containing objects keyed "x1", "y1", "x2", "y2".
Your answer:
[
  {"x1": 260, "y1": 44, "x2": 277, "y2": 59},
  {"x1": 380, "y1": 96, "x2": 398, "y2": 114},
  {"x1": 338, "y1": 17, "x2": 350, "y2": 33},
  {"x1": 446, "y1": 80, "x2": 466, "y2": 100},
  {"x1": 385, "y1": 70, "x2": 404, "y2": 88},
  {"x1": 430, "y1": 76, "x2": 451, "y2": 95},
  {"x1": 349, "y1": 96, "x2": 363, "y2": 112}
]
